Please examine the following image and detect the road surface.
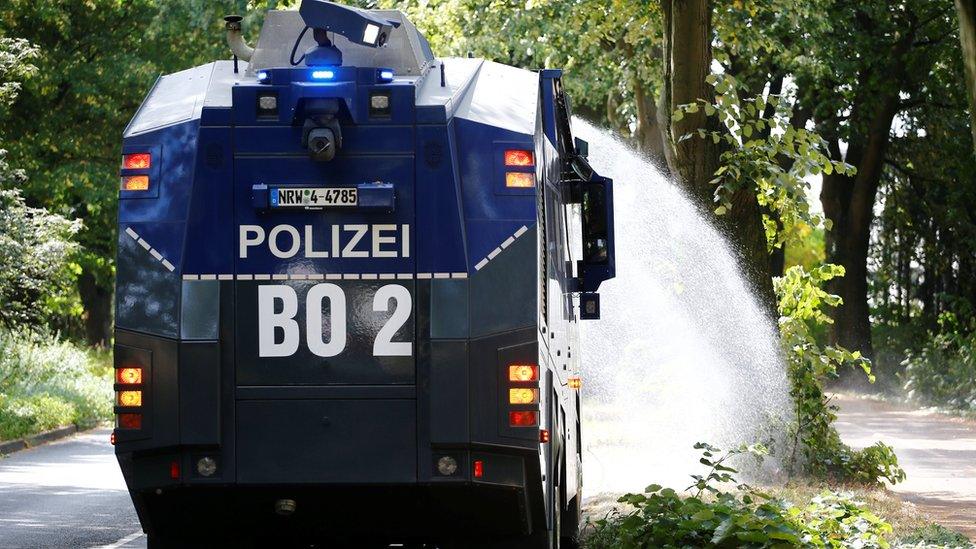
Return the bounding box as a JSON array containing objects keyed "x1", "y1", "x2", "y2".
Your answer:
[
  {"x1": 834, "y1": 394, "x2": 976, "y2": 539},
  {"x1": 0, "y1": 428, "x2": 146, "y2": 549}
]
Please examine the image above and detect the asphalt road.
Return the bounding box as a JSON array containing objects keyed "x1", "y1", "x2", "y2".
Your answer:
[
  {"x1": 834, "y1": 394, "x2": 976, "y2": 540},
  {"x1": 0, "y1": 428, "x2": 146, "y2": 549}
]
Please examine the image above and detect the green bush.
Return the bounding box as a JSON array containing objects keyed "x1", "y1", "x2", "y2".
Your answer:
[
  {"x1": 901, "y1": 313, "x2": 976, "y2": 412},
  {"x1": 585, "y1": 443, "x2": 894, "y2": 548},
  {"x1": 896, "y1": 524, "x2": 973, "y2": 547},
  {"x1": 776, "y1": 265, "x2": 905, "y2": 486},
  {"x1": 0, "y1": 329, "x2": 112, "y2": 441}
]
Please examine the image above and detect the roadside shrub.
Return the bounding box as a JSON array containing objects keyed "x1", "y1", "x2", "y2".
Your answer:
[
  {"x1": 0, "y1": 393, "x2": 76, "y2": 441},
  {"x1": 776, "y1": 265, "x2": 905, "y2": 486},
  {"x1": 896, "y1": 524, "x2": 973, "y2": 547},
  {"x1": 901, "y1": 313, "x2": 976, "y2": 412},
  {"x1": 0, "y1": 329, "x2": 112, "y2": 441},
  {"x1": 585, "y1": 443, "x2": 893, "y2": 548}
]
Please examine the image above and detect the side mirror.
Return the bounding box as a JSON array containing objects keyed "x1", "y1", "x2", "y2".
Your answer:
[{"x1": 578, "y1": 175, "x2": 615, "y2": 296}]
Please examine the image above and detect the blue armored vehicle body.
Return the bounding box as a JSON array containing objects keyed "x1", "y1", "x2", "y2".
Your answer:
[{"x1": 112, "y1": 2, "x2": 615, "y2": 547}]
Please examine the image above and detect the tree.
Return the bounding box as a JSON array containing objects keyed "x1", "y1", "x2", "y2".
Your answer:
[
  {"x1": 659, "y1": 0, "x2": 775, "y2": 311},
  {"x1": 0, "y1": 1, "x2": 256, "y2": 345},
  {"x1": 957, "y1": 0, "x2": 976, "y2": 153},
  {"x1": 0, "y1": 38, "x2": 81, "y2": 330},
  {"x1": 792, "y1": 1, "x2": 959, "y2": 358}
]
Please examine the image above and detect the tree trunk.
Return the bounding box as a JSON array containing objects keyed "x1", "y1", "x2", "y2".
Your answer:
[
  {"x1": 956, "y1": 0, "x2": 976, "y2": 153},
  {"x1": 634, "y1": 82, "x2": 668, "y2": 168},
  {"x1": 821, "y1": 95, "x2": 900, "y2": 360},
  {"x1": 79, "y1": 271, "x2": 112, "y2": 348},
  {"x1": 658, "y1": 0, "x2": 776, "y2": 314}
]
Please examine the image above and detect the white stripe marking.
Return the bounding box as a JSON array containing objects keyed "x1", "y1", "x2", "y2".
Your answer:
[
  {"x1": 149, "y1": 249, "x2": 163, "y2": 261},
  {"x1": 487, "y1": 247, "x2": 502, "y2": 260},
  {"x1": 201, "y1": 274, "x2": 217, "y2": 281},
  {"x1": 380, "y1": 274, "x2": 395, "y2": 280},
  {"x1": 125, "y1": 227, "x2": 139, "y2": 240},
  {"x1": 451, "y1": 273, "x2": 468, "y2": 279},
  {"x1": 161, "y1": 259, "x2": 175, "y2": 272},
  {"x1": 417, "y1": 273, "x2": 433, "y2": 280},
  {"x1": 137, "y1": 238, "x2": 151, "y2": 251},
  {"x1": 361, "y1": 274, "x2": 378, "y2": 280},
  {"x1": 475, "y1": 258, "x2": 490, "y2": 271},
  {"x1": 290, "y1": 274, "x2": 308, "y2": 280},
  {"x1": 255, "y1": 274, "x2": 271, "y2": 281},
  {"x1": 237, "y1": 274, "x2": 254, "y2": 281},
  {"x1": 514, "y1": 225, "x2": 529, "y2": 238},
  {"x1": 218, "y1": 274, "x2": 233, "y2": 281},
  {"x1": 183, "y1": 274, "x2": 199, "y2": 281},
  {"x1": 326, "y1": 274, "x2": 342, "y2": 280},
  {"x1": 272, "y1": 274, "x2": 288, "y2": 281},
  {"x1": 500, "y1": 236, "x2": 516, "y2": 249},
  {"x1": 343, "y1": 274, "x2": 360, "y2": 280},
  {"x1": 434, "y1": 273, "x2": 450, "y2": 279},
  {"x1": 308, "y1": 274, "x2": 325, "y2": 280},
  {"x1": 397, "y1": 273, "x2": 413, "y2": 280},
  {"x1": 93, "y1": 530, "x2": 144, "y2": 549}
]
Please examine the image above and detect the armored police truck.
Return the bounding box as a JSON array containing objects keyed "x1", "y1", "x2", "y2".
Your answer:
[{"x1": 112, "y1": 2, "x2": 615, "y2": 547}]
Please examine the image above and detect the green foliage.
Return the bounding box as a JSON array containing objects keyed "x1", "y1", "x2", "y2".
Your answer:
[
  {"x1": 675, "y1": 73, "x2": 854, "y2": 254},
  {"x1": 776, "y1": 265, "x2": 905, "y2": 486},
  {"x1": 585, "y1": 443, "x2": 894, "y2": 548},
  {"x1": 901, "y1": 313, "x2": 976, "y2": 412},
  {"x1": 0, "y1": 187, "x2": 81, "y2": 330},
  {"x1": 896, "y1": 524, "x2": 973, "y2": 547},
  {"x1": 0, "y1": 329, "x2": 112, "y2": 441}
]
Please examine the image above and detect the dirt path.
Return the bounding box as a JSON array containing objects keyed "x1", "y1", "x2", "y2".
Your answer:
[{"x1": 833, "y1": 393, "x2": 976, "y2": 539}]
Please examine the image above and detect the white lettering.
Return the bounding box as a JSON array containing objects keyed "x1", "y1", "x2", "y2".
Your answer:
[
  {"x1": 372, "y1": 224, "x2": 397, "y2": 258},
  {"x1": 258, "y1": 285, "x2": 300, "y2": 357},
  {"x1": 240, "y1": 225, "x2": 265, "y2": 258},
  {"x1": 306, "y1": 283, "x2": 346, "y2": 357},
  {"x1": 373, "y1": 284, "x2": 412, "y2": 356},
  {"x1": 304, "y1": 225, "x2": 329, "y2": 258},
  {"x1": 269, "y1": 225, "x2": 301, "y2": 258},
  {"x1": 343, "y1": 224, "x2": 368, "y2": 258}
]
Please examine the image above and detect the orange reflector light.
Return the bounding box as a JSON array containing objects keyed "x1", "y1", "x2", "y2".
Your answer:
[
  {"x1": 504, "y1": 149, "x2": 534, "y2": 167},
  {"x1": 122, "y1": 153, "x2": 152, "y2": 170},
  {"x1": 540, "y1": 429, "x2": 550, "y2": 443},
  {"x1": 121, "y1": 175, "x2": 150, "y2": 191},
  {"x1": 508, "y1": 364, "x2": 538, "y2": 382},
  {"x1": 116, "y1": 367, "x2": 143, "y2": 385},
  {"x1": 110, "y1": 432, "x2": 116, "y2": 445},
  {"x1": 170, "y1": 461, "x2": 180, "y2": 480},
  {"x1": 568, "y1": 376, "x2": 582, "y2": 390},
  {"x1": 473, "y1": 460, "x2": 484, "y2": 479},
  {"x1": 509, "y1": 411, "x2": 538, "y2": 427},
  {"x1": 118, "y1": 390, "x2": 142, "y2": 407},
  {"x1": 509, "y1": 388, "x2": 539, "y2": 405},
  {"x1": 505, "y1": 172, "x2": 535, "y2": 188},
  {"x1": 118, "y1": 413, "x2": 142, "y2": 430}
]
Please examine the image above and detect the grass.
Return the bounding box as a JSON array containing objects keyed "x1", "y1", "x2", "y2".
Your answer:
[{"x1": 0, "y1": 329, "x2": 113, "y2": 442}]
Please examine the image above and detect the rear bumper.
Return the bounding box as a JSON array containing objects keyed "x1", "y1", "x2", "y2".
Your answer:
[{"x1": 128, "y1": 483, "x2": 535, "y2": 543}]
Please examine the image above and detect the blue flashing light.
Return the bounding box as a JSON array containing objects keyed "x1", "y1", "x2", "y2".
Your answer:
[
  {"x1": 257, "y1": 71, "x2": 270, "y2": 83},
  {"x1": 311, "y1": 70, "x2": 336, "y2": 80},
  {"x1": 379, "y1": 69, "x2": 395, "y2": 82}
]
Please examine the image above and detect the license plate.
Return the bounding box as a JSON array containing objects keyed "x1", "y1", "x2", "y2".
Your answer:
[{"x1": 271, "y1": 187, "x2": 358, "y2": 208}]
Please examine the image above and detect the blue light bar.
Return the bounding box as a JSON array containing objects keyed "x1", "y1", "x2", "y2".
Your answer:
[
  {"x1": 257, "y1": 71, "x2": 270, "y2": 83},
  {"x1": 378, "y1": 69, "x2": 395, "y2": 82},
  {"x1": 312, "y1": 70, "x2": 336, "y2": 80}
]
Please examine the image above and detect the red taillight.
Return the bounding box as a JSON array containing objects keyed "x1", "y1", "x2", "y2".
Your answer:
[
  {"x1": 110, "y1": 432, "x2": 116, "y2": 445},
  {"x1": 118, "y1": 413, "x2": 142, "y2": 430},
  {"x1": 122, "y1": 153, "x2": 152, "y2": 170},
  {"x1": 170, "y1": 461, "x2": 180, "y2": 480},
  {"x1": 117, "y1": 390, "x2": 143, "y2": 407},
  {"x1": 505, "y1": 172, "x2": 535, "y2": 188},
  {"x1": 473, "y1": 460, "x2": 484, "y2": 479},
  {"x1": 504, "y1": 149, "x2": 534, "y2": 167},
  {"x1": 116, "y1": 367, "x2": 143, "y2": 385},
  {"x1": 508, "y1": 364, "x2": 538, "y2": 382},
  {"x1": 121, "y1": 175, "x2": 150, "y2": 191},
  {"x1": 509, "y1": 411, "x2": 538, "y2": 427},
  {"x1": 540, "y1": 429, "x2": 550, "y2": 443}
]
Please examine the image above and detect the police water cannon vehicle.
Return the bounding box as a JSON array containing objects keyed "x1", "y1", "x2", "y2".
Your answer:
[{"x1": 113, "y1": 1, "x2": 615, "y2": 547}]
